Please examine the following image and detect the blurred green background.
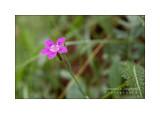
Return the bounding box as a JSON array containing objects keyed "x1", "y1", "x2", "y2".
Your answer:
[{"x1": 15, "y1": 15, "x2": 145, "y2": 99}]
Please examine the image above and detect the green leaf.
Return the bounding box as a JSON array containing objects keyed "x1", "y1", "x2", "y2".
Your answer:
[
  {"x1": 120, "y1": 61, "x2": 145, "y2": 98},
  {"x1": 16, "y1": 54, "x2": 40, "y2": 71},
  {"x1": 118, "y1": 19, "x2": 130, "y2": 29},
  {"x1": 113, "y1": 28, "x2": 128, "y2": 39},
  {"x1": 115, "y1": 16, "x2": 144, "y2": 40},
  {"x1": 59, "y1": 69, "x2": 72, "y2": 80},
  {"x1": 93, "y1": 16, "x2": 114, "y2": 36},
  {"x1": 108, "y1": 56, "x2": 122, "y2": 98},
  {"x1": 89, "y1": 86, "x2": 100, "y2": 98},
  {"x1": 66, "y1": 78, "x2": 86, "y2": 99}
]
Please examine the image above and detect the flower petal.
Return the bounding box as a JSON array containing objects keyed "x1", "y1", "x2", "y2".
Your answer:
[
  {"x1": 58, "y1": 46, "x2": 68, "y2": 53},
  {"x1": 56, "y1": 37, "x2": 65, "y2": 46},
  {"x1": 40, "y1": 48, "x2": 50, "y2": 55},
  {"x1": 47, "y1": 52, "x2": 57, "y2": 59},
  {"x1": 44, "y1": 39, "x2": 54, "y2": 47}
]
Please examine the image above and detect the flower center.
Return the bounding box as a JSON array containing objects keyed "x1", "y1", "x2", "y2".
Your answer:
[{"x1": 50, "y1": 45, "x2": 59, "y2": 52}]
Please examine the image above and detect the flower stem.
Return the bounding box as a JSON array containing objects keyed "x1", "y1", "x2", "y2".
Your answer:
[
  {"x1": 65, "y1": 53, "x2": 72, "y2": 71},
  {"x1": 64, "y1": 62, "x2": 86, "y2": 97},
  {"x1": 101, "y1": 82, "x2": 127, "y2": 99},
  {"x1": 57, "y1": 53, "x2": 88, "y2": 98}
]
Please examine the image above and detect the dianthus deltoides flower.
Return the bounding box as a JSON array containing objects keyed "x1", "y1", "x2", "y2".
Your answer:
[{"x1": 41, "y1": 37, "x2": 68, "y2": 59}]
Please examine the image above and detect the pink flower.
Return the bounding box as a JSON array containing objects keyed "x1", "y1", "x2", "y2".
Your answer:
[{"x1": 40, "y1": 37, "x2": 68, "y2": 59}]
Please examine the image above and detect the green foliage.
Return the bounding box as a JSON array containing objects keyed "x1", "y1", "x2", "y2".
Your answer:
[
  {"x1": 108, "y1": 56, "x2": 122, "y2": 98},
  {"x1": 66, "y1": 78, "x2": 86, "y2": 99},
  {"x1": 114, "y1": 16, "x2": 145, "y2": 40},
  {"x1": 59, "y1": 69, "x2": 72, "y2": 80},
  {"x1": 93, "y1": 16, "x2": 114, "y2": 36},
  {"x1": 139, "y1": 15, "x2": 145, "y2": 26},
  {"x1": 15, "y1": 15, "x2": 145, "y2": 99},
  {"x1": 120, "y1": 61, "x2": 145, "y2": 98}
]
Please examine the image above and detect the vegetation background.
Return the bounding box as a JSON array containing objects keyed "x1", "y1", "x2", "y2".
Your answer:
[{"x1": 15, "y1": 15, "x2": 145, "y2": 99}]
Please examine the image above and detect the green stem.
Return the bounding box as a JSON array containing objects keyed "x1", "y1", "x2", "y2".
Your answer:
[
  {"x1": 57, "y1": 53, "x2": 88, "y2": 98},
  {"x1": 138, "y1": 16, "x2": 145, "y2": 26},
  {"x1": 101, "y1": 82, "x2": 127, "y2": 99},
  {"x1": 65, "y1": 53, "x2": 72, "y2": 70},
  {"x1": 64, "y1": 63, "x2": 86, "y2": 97},
  {"x1": 64, "y1": 43, "x2": 72, "y2": 70},
  {"x1": 65, "y1": 39, "x2": 140, "y2": 46},
  {"x1": 133, "y1": 65, "x2": 143, "y2": 98}
]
